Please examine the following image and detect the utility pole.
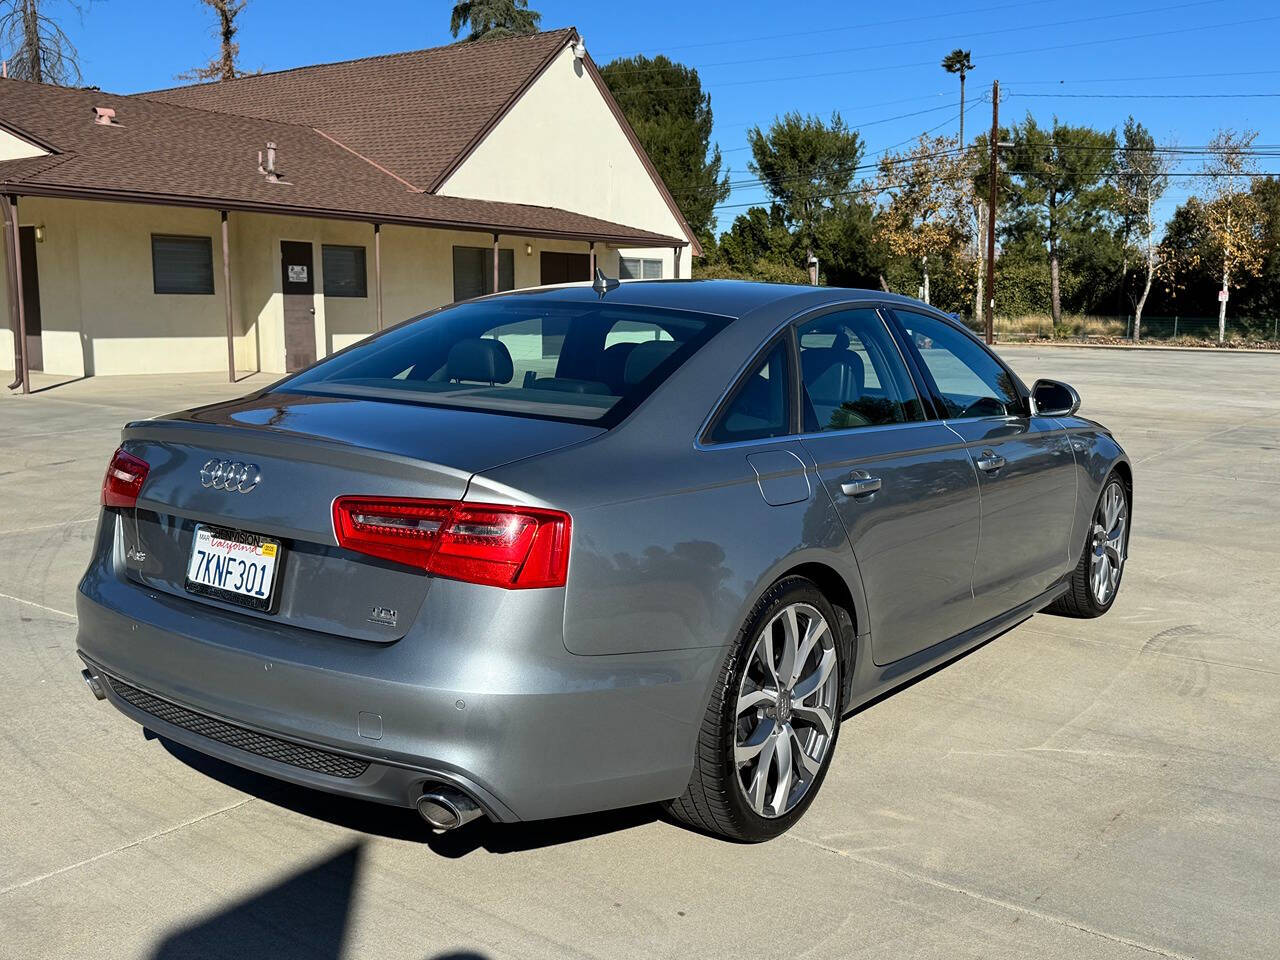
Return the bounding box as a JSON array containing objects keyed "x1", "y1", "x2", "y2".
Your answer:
[{"x1": 983, "y1": 80, "x2": 999, "y2": 346}]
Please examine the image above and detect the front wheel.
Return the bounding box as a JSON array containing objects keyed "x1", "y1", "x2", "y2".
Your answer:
[
  {"x1": 1047, "y1": 472, "x2": 1130, "y2": 618},
  {"x1": 665, "y1": 577, "x2": 843, "y2": 842}
]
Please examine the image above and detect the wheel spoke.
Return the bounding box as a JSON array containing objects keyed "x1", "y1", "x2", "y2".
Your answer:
[
  {"x1": 736, "y1": 717, "x2": 777, "y2": 765},
  {"x1": 792, "y1": 646, "x2": 837, "y2": 701},
  {"x1": 791, "y1": 726, "x2": 823, "y2": 779},
  {"x1": 755, "y1": 629, "x2": 780, "y2": 687},
  {"x1": 737, "y1": 687, "x2": 777, "y2": 716},
  {"x1": 791, "y1": 699, "x2": 834, "y2": 738},
  {"x1": 775, "y1": 606, "x2": 800, "y2": 689},
  {"x1": 791, "y1": 615, "x2": 828, "y2": 687},
  {"x1": 770, "y1": 723, "x2": 794, "y2": 813},
  {"x1": 746, "y1": 727, "x2": 779, "y2": 814}
]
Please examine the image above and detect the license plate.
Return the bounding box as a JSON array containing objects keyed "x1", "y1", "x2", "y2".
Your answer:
[{"x1": 185, "y1": 524, "x2": 282, "y2": 611}]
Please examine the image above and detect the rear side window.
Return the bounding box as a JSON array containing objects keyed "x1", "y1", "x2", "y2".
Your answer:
[
  {"x1": 707, "y1": 340, "x2": 791, "y2": 443},
  {"x1": 797, "y1": 309, "x2": 924, "y2": 432},
  {"x1": 281, "y1": 298, "x2": 728, "y2": 426},
  {"x1": 894, "y1": 310, "x2": 1022, "y2": 418}
]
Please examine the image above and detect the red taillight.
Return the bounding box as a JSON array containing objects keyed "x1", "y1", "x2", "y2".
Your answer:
[
  {"x1": 332, "y1": 497, "x2": 571, "y2": 589},
  {"x1": 101, "y1": 447, "x2": 149, "y2": 508}
]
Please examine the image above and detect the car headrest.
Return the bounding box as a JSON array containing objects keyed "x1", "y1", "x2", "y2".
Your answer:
[
  {"x1": 801, "y1": 347, "x2": 865, "y2": 398},
  {"x1": 624, "y1": 340, "x2": 680, "y2": 386},
  {"x1": 597, "y1": 341, "x2": 639, "y2": 392},
  {"x1": 445, "y1": 338, "x2": 514, "y2": 385}
]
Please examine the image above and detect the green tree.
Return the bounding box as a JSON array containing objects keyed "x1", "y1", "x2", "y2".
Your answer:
[
  {"x1": 1003, "y1": 115, "x2": 1118, "y2": 327},
  {"x1": 1201, "y1": 129, "x2": 1265, "y2": 342},
  {"x1": 940, "y1": 49, "x2": 974, "y2": 147},
  {"x1": 747, "y1": 112, "x2": 863, "y2": 278},
  {"x1": 449, "y1": 0, "x2": 539, "y2": 42},
  {"x1": 1114, "y1": 117, "x2": 1170, "y2": 339},
  {"x1": 715, "y1": 204, "x2": 795, "y2": 272},
  {"x1": 0, "y1": 0, "x2": 81, "y2": 84},
  {"x1": 600, "y1": 55, "x2": 730, "y2": 249},
  {"x1": 178, "y1": 0, "x2": 251, "y2": 82}
]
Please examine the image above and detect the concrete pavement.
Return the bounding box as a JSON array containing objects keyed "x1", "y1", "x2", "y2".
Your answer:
[{"x1": 1, "y1": 348, "x2": 1277, "y2": 959}]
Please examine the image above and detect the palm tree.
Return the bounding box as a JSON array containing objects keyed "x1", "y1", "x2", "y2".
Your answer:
[
  {"x1": 449, "y1": 0, "x2": 541, "y2": 42},
  {"x1": 941, "y1": 49, "x2": 974, "y2": 147}
]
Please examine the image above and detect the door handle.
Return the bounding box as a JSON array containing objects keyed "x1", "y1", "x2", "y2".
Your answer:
[
  {"x1": 976, "y1": 450, "x2": 1006, "y2": 473},
  {"x1": 840, "y1": 471, "x2": 882, "y2": 498}
]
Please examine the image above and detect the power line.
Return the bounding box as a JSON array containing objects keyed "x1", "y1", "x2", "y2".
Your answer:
[
  {"x1": 1007, "y1": 91, "x2": 1280, "y2": 100},
  {"x1": 602, "y1": 13, "x2": 1280, "y2": 95},
  {"x1": 605, "y1": 0, "x2": 1226, "y2": 76}
]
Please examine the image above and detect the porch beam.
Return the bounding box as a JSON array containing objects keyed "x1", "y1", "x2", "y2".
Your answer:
[
  {"x1": 492, "y1": 232, "x2": 500, "y2": 294},
  {"x1": 7, "y1": 195, "x2": 28, "y2": 394},
  {"x1": 373, "y1": 223, "x2": 383, "y2": 330},
  {"x1": 220, "y1": 211, "x2": 235, "y2": 382}
]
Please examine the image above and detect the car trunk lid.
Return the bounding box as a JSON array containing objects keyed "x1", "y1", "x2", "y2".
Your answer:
[{"x1": 118, "y1": 392, "x2": 601, "y2": 641}]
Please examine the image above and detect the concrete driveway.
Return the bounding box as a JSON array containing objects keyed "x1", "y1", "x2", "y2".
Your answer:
[{"x1": 2, "y1": 348, "x2": 1278, "y2": 960}]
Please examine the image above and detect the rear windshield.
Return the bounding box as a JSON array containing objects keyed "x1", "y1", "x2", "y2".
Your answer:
[{"x1": 279, "y1": 297, "x2": 730, "y2": 425}]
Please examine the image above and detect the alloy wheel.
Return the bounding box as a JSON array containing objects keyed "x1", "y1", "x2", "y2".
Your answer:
[
  {"x1": 733, "y1": 602, "x2": 839, "y2": 818},
  {"x1": 1090, "y1": 481, "x2": 1128, "y2": 606}
]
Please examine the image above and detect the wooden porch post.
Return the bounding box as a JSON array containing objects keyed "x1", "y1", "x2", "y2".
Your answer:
[
  {"x1": 220, "y1": 211, "x2": 235, "y2": 382},
  {"x1": 673, "y1": 246, "x2": 681, "y2": 279},
  {"x1": 3, "y1": 193, "x2": 27, "y2": 393},
  {"x1": 492, "y1": 232, "x2": 500, "y2": 293},
  {"x1": 588, "y1": 241, "x2": 596, "y2": 276},
  {"x1": 373, "y1": 223, "x2": 383, "y2": 330},
  {"x1": 8, "y1": 195, "x2": 29, "y2": 394}
]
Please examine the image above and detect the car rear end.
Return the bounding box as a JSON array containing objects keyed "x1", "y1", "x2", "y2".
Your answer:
[{"x1": 76, "y1": 293, "x2": 732, "y2": 825}]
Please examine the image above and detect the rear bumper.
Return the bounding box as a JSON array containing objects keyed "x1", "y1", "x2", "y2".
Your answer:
[{"x1": 76, "y1": 516, "x2": 723, "y2": 823}]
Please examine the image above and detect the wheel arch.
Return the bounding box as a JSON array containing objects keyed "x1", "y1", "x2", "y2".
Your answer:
[{"x1": 772, "y1": 560, "x2": 859, "y2": 711}]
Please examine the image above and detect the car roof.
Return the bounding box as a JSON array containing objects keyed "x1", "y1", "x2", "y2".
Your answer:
[{"x1": 485, "y1": 279, "x2": 931, "y2": 319}]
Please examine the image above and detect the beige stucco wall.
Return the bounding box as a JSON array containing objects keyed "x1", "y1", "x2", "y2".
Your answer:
[
  {"x1": 0, "y1": 128, "x2": 48, "y2": 161},
  {"x1": 437, "y1": 45, "x2": 691, "y2": 279},
  {"x1": 0, "y1": 196, "x2": 625, "y2": 377}
]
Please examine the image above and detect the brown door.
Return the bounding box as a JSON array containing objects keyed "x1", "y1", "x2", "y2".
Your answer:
[
  {"x1": 280, "y1": 240, "x2": 316, "y2": 372},
  {"x1": 539, "y1": 251, "x2": 590, "y2": 285},
  {"x1": 18, "y1": 226, "x2": 42, "y2": 371}
]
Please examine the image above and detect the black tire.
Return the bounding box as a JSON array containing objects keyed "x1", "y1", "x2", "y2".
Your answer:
[
  {"x1": 665, "y1": 576, "x2": 844, "y2": 842},
  {"x1": 1046, "y1": 471, "x2": 1131, "y2": 619}
]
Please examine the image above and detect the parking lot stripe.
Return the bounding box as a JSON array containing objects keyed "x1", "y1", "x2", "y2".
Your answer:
[{"x1": 0, "y1": 591, "x2": 76, "y2": 620}]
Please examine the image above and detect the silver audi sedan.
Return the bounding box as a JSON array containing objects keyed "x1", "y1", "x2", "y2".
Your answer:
[{"x1": 77, "y1": 280, "x2": 1131, "y2": 842}]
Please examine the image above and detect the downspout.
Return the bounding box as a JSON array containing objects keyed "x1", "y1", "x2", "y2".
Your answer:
[{"x1": 3, "y1": 193, "x2": 27, "y2": 393}]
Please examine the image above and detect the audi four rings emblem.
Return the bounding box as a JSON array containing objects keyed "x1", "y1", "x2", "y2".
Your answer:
[{"x1": 200, "y1": 459, "x2": 261, "y2": 493}]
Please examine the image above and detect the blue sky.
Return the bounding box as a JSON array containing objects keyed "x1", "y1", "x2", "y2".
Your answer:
[{"x1": 64, "y1": 0, "x2": 1280, "y2": 233}]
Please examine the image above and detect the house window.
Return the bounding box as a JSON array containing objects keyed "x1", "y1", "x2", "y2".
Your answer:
[
  {"x1": 620, "y1": 257, "x2": 663, "y2": 280},
  {"x1": 152, "y1": 235, "x2": 214, "y2": 294},
  {"x1": 322, "y1": 244, "x2": 367, "y2": 297},
  {"x1": 452, "y1": 246, "x2": 515, "y2": 302}
]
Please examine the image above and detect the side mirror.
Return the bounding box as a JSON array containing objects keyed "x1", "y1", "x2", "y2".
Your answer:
[{"x1": 1030, "y1": 379, "x2": 1080, "y2": 417}]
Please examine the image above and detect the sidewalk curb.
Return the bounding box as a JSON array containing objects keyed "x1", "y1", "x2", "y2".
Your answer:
[{"x1": 994, "y1": 341, "x2": 1280, "y2": 355}]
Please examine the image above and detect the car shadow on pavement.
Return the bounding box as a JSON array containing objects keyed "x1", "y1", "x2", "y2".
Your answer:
[
  {"x1": 158, "y1": 737, "x2": 660, "y2": 857},
  {"x1": 146, "y1": 837, "x2": 491, "y2": 959}
]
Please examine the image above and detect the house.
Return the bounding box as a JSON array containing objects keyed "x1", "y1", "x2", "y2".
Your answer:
[{"x1": 0, "y1": 28, "x2": 698, "y2": 389}]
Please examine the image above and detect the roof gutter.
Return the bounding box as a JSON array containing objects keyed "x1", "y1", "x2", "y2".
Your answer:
[{"x1": 2, "y1": 182, "x2": 685, "y2": 248}]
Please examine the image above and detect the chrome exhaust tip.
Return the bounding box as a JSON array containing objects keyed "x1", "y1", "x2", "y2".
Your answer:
[
  {"x1": 416, "y1": 787, "x2": 484, "y2": 831},
  {"x1": 82, "y1": 668, "x2": 105, "y2": 701}
]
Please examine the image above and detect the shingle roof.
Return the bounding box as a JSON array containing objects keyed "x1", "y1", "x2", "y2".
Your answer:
[
  {"x1": 0, "y1": 31, "x2": 687, "y2": 248},
  {"x1": 144, "y1": 29, "x2": 575, "y2": 192}
]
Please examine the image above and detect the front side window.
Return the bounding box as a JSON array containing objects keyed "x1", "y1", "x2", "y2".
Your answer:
[
  {"x1": 707, "y1": 340, "x2": 790, "y2": 443},
  {"x1": 281, "y1": 297, "x2": 728, "y2": 425},
  {"x1": 452, "y1": 246, "x2": 515, "y2": 301},
  {"x1": 894, "y1": 310, "x2": 1022, "y2": 419},
  {"x1": 322, "y1": 245, "x2": 367, "y2": 297},
  {"x1": 620, "y1": 257, "x2": 663, "y2": 280},
  {"x1": 797, "y1": 309, "x2": 924, "y2": 432},
  {"x1": 152, "y1": 235, "x2": 214, "y2": 295}
]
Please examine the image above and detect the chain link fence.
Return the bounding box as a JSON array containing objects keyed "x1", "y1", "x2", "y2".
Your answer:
[{"x1": 978, "y1": 314, "x2": 1280, "y2": 345}]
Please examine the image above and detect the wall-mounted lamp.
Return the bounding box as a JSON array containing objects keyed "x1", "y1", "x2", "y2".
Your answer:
[
  {"x1": 525, "y1": 243, "x2": 533, "y2": 256},
  {"x1": 34, "y1": 224, "x2": 45, "y2": 243}
]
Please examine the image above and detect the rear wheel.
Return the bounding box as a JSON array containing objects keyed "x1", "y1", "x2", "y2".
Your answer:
[
  {"x1": 665, "y1": 577, "x2": 843, "y2": 841},
  {"x1": 1047, "y1": 473, "x2": 1130, "y2": 618}
]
